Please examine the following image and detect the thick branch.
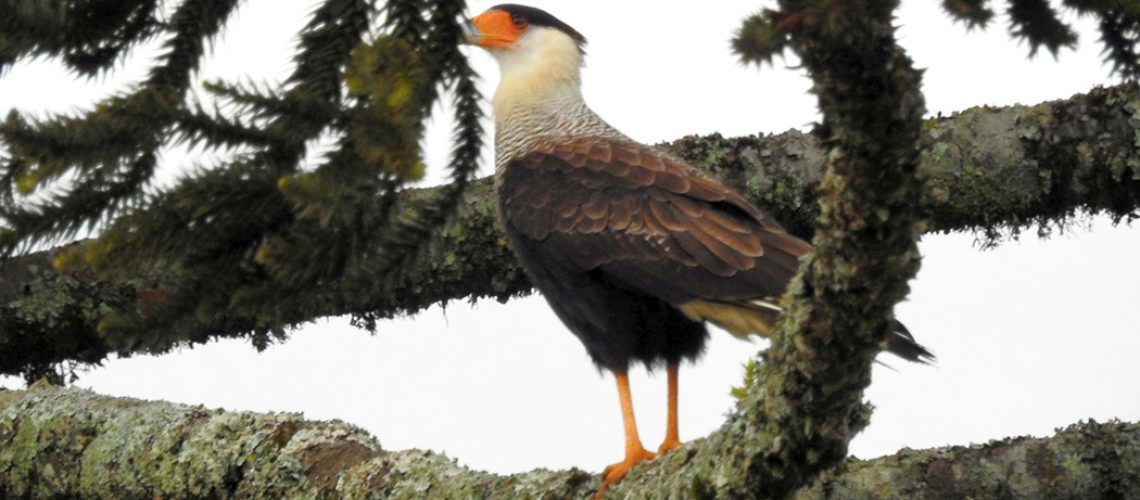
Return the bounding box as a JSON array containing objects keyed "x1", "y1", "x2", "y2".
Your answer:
[
  {"x1": 1, "y1": 385, "x2": 1137, "y2": 498},
  {"x1": 2, "y1": 82, "x2": 1139, "y2": 378},
  {"x1": 705, "y1": 2, "x2": 930, "y2": 495}
]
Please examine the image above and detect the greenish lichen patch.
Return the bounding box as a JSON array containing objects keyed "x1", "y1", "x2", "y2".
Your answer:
[
  {"x1": 0, "y1": 385, "x2": 386, "y2": 497},
  {"x1": 788, "y1": 423, "x2": 1140, "y2": 499},
  {"x1": 1, "y1": 386, "x2": 602, "y2": 498}
]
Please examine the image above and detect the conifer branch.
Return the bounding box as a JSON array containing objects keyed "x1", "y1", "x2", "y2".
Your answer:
[
  {"x1": 1008, "y1": 0, "x2": 1079, "y2": 57},
  {"x1": 0, "y1": 0, "x2": 241, "y2": 255},
  {"x1": 0, "y1": 0, "x2": 163, "y2": 75}
]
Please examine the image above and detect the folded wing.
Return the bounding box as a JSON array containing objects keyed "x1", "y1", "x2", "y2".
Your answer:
[{"x1": 500, "y1": 138, "x2": 811, "y2": 310}]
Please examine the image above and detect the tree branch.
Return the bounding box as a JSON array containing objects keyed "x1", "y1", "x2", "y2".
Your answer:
[
  {"x1": 1, "y1": 385, "x2": 1137, "y2": 498},
  {"x1": 2, "y1": 82, "x2": 1138, "y2": 380},
  {"x1": 700, "y1": 2, "x2": 931, "y2": 495}
]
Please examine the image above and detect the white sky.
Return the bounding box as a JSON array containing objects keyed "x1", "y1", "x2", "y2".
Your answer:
[{"x1": 2, "y1": 0, "x2": 1137, "y2": 476}]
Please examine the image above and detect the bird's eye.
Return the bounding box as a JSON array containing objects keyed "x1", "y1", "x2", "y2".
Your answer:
[{"x1": 510, "y1": 14, "x2": 528, "y2": 28}]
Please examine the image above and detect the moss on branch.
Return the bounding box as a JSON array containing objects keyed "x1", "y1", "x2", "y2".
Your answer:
[
  {"x1": 1, "y1": 385, "x2": 1137, "y2": 498},
  {"x1": 2, "y1": 83, "x2": 1139, "y2": 380},
  {"x1": 691, "y1": 1, "x2": 930, "y2": 496}
]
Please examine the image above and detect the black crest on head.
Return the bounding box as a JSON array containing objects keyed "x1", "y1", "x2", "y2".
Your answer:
[{"x1": 491, "y1": 4, "x2": 587, "y2": 45}]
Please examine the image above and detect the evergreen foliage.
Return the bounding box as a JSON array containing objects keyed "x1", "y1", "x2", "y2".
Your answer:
[
  {"x1": 1, "y1": 0, "x2": 482, "y2": 358},
  {"x1": 735, "y1": 0, "x2": 1140, "y2": 78}
]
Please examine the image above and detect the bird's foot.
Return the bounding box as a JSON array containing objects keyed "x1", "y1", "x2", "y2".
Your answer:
[
  {"x1": 656, "y1": 437, "x2": 682, "y2": 455},
  {"x1": 595, "y1": 447, "x2": 656, "y2": 499}
]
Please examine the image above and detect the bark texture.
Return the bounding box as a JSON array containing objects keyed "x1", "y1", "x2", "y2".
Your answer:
[
  {"x1": 1, "y1": 385, "x2": 1137, "y2": 499},
  {"x1": 3, "y1": 82, "x2": 1139, "y2": 380},
  {"x1": 698, "y1": 2, "x2": 930, "y2": 496}
]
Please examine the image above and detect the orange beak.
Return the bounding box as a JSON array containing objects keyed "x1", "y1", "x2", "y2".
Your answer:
[{"x1": 462, "y1": 9, "x2": 526, "y2": 50}]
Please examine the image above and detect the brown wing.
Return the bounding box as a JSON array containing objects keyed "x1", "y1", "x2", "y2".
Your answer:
[{"x1": 499, "y1": 137, "x2": 811, "y2": 306}]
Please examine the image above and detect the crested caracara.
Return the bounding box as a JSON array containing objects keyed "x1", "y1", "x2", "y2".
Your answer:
[{"x1": 462, "y1": 4, "x2": 932, "y2": 495}]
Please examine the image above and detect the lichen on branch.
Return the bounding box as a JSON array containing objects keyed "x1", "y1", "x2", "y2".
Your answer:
[
  {"x1": 659, "y1": 0, "x2": 931, "y2": 496},
  {"x1": 2, "y1": 385, "x2": 1137, "y2": 498}
]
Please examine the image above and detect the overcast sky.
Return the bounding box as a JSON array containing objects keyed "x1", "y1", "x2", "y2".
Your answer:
[{"x1": 2, "y1": 1, "x2": 1137, "y2": 476}]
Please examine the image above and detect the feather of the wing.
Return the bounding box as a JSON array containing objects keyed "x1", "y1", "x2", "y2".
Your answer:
[
  {"x1": 655, "y1": 168, "x2": 690, "y2": 193},
  {"x1": 684, "y1": 218, "x2": 755, "y2": 271},
  {"x1": 577, "y1": 213, "x2": 608, "y2": 233},
  {"x1": 699, "y1": 205, "x2": 752, "y2": 234},
  {"x1": 640, "y1": 151, "x2": 665, "y2": 171},
  {"x1": 553, "y1": 149, "x2": 585, "y2": 167},
  {"x1": 686, "y1": 174, "x2": 729, "y2": 202},
  {"x1": 588, "y1": 141, "x2": 612, "y2": 163},
  {"x1": 572, "y1": 140, "x2": 592, "y2": 155},
  {"x1": 515, "y1": 207, "x2": 547, "y2": 239},
  {"x1": 761, "y1": 229, "x2": 812, "y2": 259},
  {"x1": 623, "y1": 164, "x2": 655, "y2": 186},
  {"x1": 557, "y1": 201, "x2": 579, "y2": 218},
  {"x1": 671, "y1": 230, "x2": 738, "y2": 277},
  {"x1": 638, "y1": 206, "x2": 670, "y2": 236},
  {"x1": 693, "y1": 214, "x2": 764, "y2": 257},
  {"x1": 502, "y1": 137, "x2": 811, "y2": 304},
  {"x1": 608, "y1": 195, "x2": 637, "y2": 230},
  {"x1": 582, "y1": 190, "x2": 609, "y2": 220},
  {"x1": 647, "y1": 199, "x2": 687, "y2": 232},
  {"x1": 603, "y1": 161, "x2": 631, "y2": 178},
  {"x1": 524, "y1": 186, "x2": 551, "y2": 209},
  {"x1": 613, "y1": 144, "x2": 640, "y2": 165}
]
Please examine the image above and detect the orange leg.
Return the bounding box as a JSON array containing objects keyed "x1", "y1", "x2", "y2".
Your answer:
[
  {"x1": 596, "y1": 372, "x2": 655, "y2": 499},
  {"x1": 657, "y1": 363, "x2": 682, "y2": 454}
]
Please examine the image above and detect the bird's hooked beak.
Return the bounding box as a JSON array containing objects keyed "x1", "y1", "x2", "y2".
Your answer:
[
  {"x1": 460, "y1": 9, "x2": 524, "y2": 49},
  {"x1": 461, "y1": 18, "x2": 482, "y2": 45}
]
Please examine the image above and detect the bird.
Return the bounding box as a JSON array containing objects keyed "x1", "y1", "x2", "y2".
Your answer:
[{"x1": 461, "y1": 4, "x2": 932, "y2": 495}]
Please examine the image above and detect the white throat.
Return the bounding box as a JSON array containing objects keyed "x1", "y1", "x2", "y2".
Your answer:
[
  {"x1": 485, "y1": 26, "x2": 624, "y2": 181},
  {"x1": 489, "y1": 27, "x2": 585, "y2": 118}
]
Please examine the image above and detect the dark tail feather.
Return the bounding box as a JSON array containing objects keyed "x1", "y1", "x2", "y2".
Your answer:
[{"x1": 887, "y1": 319, "x2": 935, "y2": 363}]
